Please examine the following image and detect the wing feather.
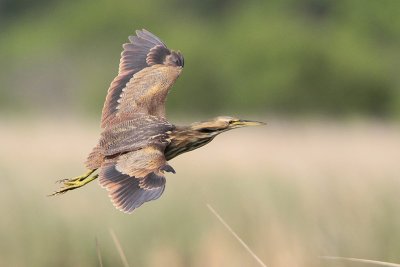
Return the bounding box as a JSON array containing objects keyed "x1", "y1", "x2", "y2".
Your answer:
[
  {"x1": 98, "y1": 145, "x2": 172, "y2": 213},
  {"x1": 116, "y1": 65, "x2": 181, "y2": 119},
  {"x1": 99, "y1": 114, "x2": 174, "y2": 156},
  {"x1": 101, "y1": 29, "x2": 183, "y2": 128},
  {"x1": 99, "y1": 164, "x2": 166, "y2": 213}
]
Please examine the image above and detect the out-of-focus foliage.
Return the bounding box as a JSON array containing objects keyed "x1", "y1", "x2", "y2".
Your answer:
[{"x1": 1, "y1": 0, "x2": 400, "y2": 118}]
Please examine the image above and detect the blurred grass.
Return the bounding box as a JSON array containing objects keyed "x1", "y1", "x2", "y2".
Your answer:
[{"x1": 0, "y1": 117, "x2": 400, "y2": 266}]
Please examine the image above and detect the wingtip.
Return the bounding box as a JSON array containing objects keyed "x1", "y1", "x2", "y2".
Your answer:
[{"x1": 111, "y1": 197, "x2": 139, "y2": 214}]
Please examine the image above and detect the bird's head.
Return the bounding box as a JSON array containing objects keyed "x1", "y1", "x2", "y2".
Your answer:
[
  {"x1": 166, "y1": 116, "x2": 265, "y2": 160},
  {"x1": 190, "y1": 116, "x2": 265, "y2": 137}
]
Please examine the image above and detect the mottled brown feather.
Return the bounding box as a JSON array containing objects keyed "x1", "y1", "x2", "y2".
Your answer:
[
  {"x1": 101, "y1": 29, "x2": 182, "y2": 128},
  {"x1": 99, "y1": 163, "x2": 166, "y2": 213},
  {"x1": 98, "y1": 145, "x2": 170, "y2": 213},
  {"x1": 85, "y1": 145, "x2": 104, "y2": 170},
  {"x1": 99, "y1": 114, "x2": 173, "y2": 156},
  {"x1": 115, "y1": 145, "x2": 167, "y2": 178},
  {"x1": 116, "y1": 65, "x2": 182, "y2": 119}
]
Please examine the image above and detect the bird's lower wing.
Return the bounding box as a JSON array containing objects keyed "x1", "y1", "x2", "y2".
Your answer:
[
  {"x1": 99, "y1": 163, "x2": 165, "y2": 213},
  {"x1": 99, "y1": 145, "x2": 174, "y2": 213}
]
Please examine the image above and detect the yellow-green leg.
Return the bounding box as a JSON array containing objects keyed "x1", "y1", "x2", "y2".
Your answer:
[
  {"x1": 49, "y1": 169, "x2": 98, "y2": 196},
  {"x1": 57, "y1": 169, "x2": 95, "y2": 184}
]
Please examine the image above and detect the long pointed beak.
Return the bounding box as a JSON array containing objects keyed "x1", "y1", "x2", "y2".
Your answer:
[{"x1": 234, "y1": 119, "x2": 266, "y2": 127}]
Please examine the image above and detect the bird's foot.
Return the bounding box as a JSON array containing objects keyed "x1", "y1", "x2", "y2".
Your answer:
[{"x1": 49, "y1": 170, "x2": 98, "y2": 196}]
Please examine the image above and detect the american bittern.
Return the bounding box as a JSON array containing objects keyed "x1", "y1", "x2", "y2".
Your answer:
[{"x1": 51, "y1": 29, "x2": 264, "y2": 213}]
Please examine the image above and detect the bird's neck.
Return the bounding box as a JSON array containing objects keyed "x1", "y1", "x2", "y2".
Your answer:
[{"x1": 164, "y1": 127, "x2": 215, "y2": 161}]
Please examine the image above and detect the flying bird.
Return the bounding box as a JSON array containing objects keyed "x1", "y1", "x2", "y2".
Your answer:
[{"x1": 51, "y1": 29, "x2": 264, "y2": 213}]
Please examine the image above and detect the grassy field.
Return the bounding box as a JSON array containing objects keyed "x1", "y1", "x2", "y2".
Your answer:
[{"x1": 1, "y1": 117, "x2": 400, "y2": 267}]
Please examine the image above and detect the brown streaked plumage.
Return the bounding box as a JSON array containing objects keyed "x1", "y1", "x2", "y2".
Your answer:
[{"x1": 51, "y1": 29, "x2": 264, "y2": 213}]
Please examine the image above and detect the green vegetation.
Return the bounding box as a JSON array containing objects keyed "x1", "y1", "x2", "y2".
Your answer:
[{"x1": 1, "y1": 0, "x2": 400, "y2": 118}]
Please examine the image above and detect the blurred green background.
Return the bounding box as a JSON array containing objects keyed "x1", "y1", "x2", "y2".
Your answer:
[
  {"x1": 1, "y1": 0, "x2": 400, "y2": 267},
  {"x1": 1, "y1": 0, "x2": 400, "y2": 118}
]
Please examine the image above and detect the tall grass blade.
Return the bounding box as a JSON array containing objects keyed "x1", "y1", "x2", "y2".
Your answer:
[
  {"x1": 321, "y1": 256, "x2": 400, "y2": 267},
  {"x1": 109, "y1": 228, "x2": 130, "y2": 267},
  {"x1": 95, "y1": 237, "x2": 104, "y2": 267},
  {"x1": 206, "y1": 203, "x2": 267, "y2": 267}
]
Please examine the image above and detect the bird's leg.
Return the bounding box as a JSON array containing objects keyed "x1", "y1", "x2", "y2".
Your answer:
[
  {"x1": 57, "y1": 169, "x2": 96, "y2": 184},
  {"x1": 49, "y1": 169, "x2": 98, "y2": 196}
]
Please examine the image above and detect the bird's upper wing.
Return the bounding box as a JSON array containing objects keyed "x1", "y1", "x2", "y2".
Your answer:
[
  {"x1": 99, "y1": 145, "x2": 175, "y2": 213},
  {"x1": 99, "y1": 114, "x2": 174, "y2": 156},
  {"x1": 101, "y1": 29, "x2": 183, "y2": 128}
]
